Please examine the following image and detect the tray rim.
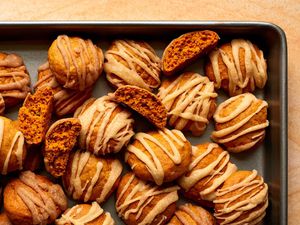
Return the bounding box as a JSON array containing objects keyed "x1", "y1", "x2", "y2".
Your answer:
[{"x1": 0, "y1": 20, "x2": 288, "y2": 224}]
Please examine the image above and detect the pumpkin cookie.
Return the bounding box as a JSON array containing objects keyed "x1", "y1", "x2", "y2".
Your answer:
[
  {"x1": 18, "y1": 86, "x2": 54, "y2": 145},
  {"x1": 48, "y1": 35, "x2": 104, "y2": 91},
  {"x1": 44, "y1": 118, "x2": 81, "y2": 177},
  {"x1": 114, "y1": 85, "x2": 167, "y2": 129},
  {"x1": 162, "y1": 30, "x2": 219, "y2": 76},
  {"x1": 104, "y1": 40, "x2": 161, "y2": 91}
]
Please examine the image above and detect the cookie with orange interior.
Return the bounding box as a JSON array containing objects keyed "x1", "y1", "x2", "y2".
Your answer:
[
  {"x1": 213, "y1": 170, "x2": 268, "y2": 225},
  {"x1": 178, "y1": 143, "x2": 237, "y2": 208},
  {"x1": 44, "y1": 118, "x2": 81, "y2": 177},
  {"x1": 211, "y1": 93, "x2": 269, "y2": 153},
  {"x1": 162, "y1": 30, "x2": 219, "y2": 76},
  {"x1": 56, "y1": 202, "x2": 115, "y2": 225},
  {"x1": 114, "y1": 85, "x2": 167, "y2": 129},
  {"x1": 168, "y1": 203, "x2": 216, "y2": 225},
  {"x1": 48, "y1": 35, "x2": 104, "y2": 91},
  {"x1": 18, "y1": 86, "x2": 54, "y2": 145}
]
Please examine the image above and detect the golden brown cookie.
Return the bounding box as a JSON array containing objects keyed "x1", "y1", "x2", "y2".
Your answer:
[
  {"x1": 125, "y1": 128, "x2": 191, "y2": 185},
  {"x1": 0, "y1": 52, "x2": 31, "y2": 111},
  {"x1": 168, "y1": 203, "x2": 216, "y2": 225},
  {"x1": 116, "y1": 172, "x2": 179, "y2": 225},
  {"x1": 44, "y1": 118, "x2": 81, "y2": 177},
  {"x1": 63, "y1": 150, "x2": 122, "y2": 204},
  {"x1": 178, "y1": 143, "x2": 237, "y2": 207},
  {"x1": 104, "y1": 40, "x2": 161, "y2": 91},
  {"x1": 205, "y1": 39, "x2": 267, "y2": 96},
  {"x1": 0, "y1": 212, "x2": 13, "y2": 225},
  {"x1": 114, "y1": 85, "x2": 167, "y2": 129},
  {"x1": 35, "y1": 62, "x2": 92, "y2": 117},
  {"x1": 158, "y1": 72, "x2": 217, "y2": 136},
  {"x1": 74, "y1": 95, "x2": 135, "y2": 155},
  {"x1": 162, "y1": 30, "x2": 219, "y2": 76},
  {"x1": 4, "y1": 171, "x2": 67, "y2": 225},
  {"x1": 56, "y1": 202, "x2": 115, "y2": 225},
  {"x1": 211, "y1": 93, "x2": 269, "y2": 153},
  {"x1": 0, "y1": 116, "x2": 26, "y2": 175},
  {"x1": 214, "y1": 170, "x2": 268, "y2": 225},
  {"x1": 18, "y1": 86, "x2": 54, "y2": 145},
  {"x1": 48, "y1": 35, "x2": 104, "y2": 91}
]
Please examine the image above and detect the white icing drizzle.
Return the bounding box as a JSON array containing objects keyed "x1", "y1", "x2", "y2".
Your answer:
[
  {"x1": 0, "y1": 94, "x2": 5, "y2": 114},
  {"x1": 55, "y1": 35, "x2": 103, "y2": 91},
  {"x1": 1, "y1": 117, "x2": 25, "y2": 175},
  {"x1": 75, "y1": 95, "x2": 134, "y2": 155},
  {"x1": 126, "y1": 128, "x2": 186, "y2": 185},
  {"x1": 214, "y1": 170, "x2": 268, "y2": 225},
  {"x1": 211, "y1": 93, "x2": 269, "y2": 152},
  {"x1": 16, "y1": 171, "x2": 67, "y2": 225},
  {"x1": 175, "y1": 204, "x2": 213, "y2": 225},
  {"x1": 116, "y1": 174, "x2": 179, "y2": 225},
  {"x1": 158, "y1": 72, "x2": 217, "y2": 136},
  {"x1": 178, "y1": 144, "x2": 237, "y2": 201},
  {"x1": 56, "y1": 202, "x2": 115, "y2": 225},
  {"x1": 208, "y1": 39, "x2": 267, "y2": 96},
  {"x1": 66, "y1": 150, "x2": 122, "y2": 204},
  {"x1": 104, "y1": 40, "x2": 161, "y2": 90}
]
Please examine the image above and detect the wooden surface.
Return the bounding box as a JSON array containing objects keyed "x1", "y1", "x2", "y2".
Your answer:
[{"x1": 0, "y1": 0, "x2": 298, "y2": 223}]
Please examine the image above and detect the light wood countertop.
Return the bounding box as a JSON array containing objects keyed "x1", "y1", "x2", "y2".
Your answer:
[{"x1": 0, "y1": 0, "x2": 298, "y2": 223}]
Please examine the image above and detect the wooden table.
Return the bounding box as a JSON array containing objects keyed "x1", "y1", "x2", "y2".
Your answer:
[{"x1": 0, "y1": 0, "x2": 298, "y2": 223}]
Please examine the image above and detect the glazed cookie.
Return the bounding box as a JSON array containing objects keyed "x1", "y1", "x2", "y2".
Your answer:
[
  {"x1": 0, "y1": 52, "x2": 30, "y2": 111},
  {"x1": 211, "y1": 93, "x2": 269, "y2": 153},
  {"x1": 104, "y1": 40, "x2": 161, "y2": 91},
  {"x1": 178, "y1": 143, "x2": 237, "y2": 207},
  {"x1": 44, "y1": 118, "x2": 81, "y2": 177},
  {"x1": 0, "y1": 116, "x2": 26, "y2": 175},
  {"x1": 162, "y1": 30, "x2": 219, "y2": 76},
  {"x1": 158, "y1": 72, "x2": 217, "y2": 136},
  {"x1": 63, "y1": 150, "x2": 122, "y2": 204},
  {"x1": 75, "y1": 95, "x2": 134, "y2": 155},
  {"x1": 116, "y1": 172, "x2": 179, "y2": 225},
  {"x1": 4, "y1": 171, "x2": 67, "y2": 225},
  {"x1": 214, "y1": 170, "x2": 268, "y2": 225},
  {"x1": 114, "y1": 85, "x2": 167, "y2": 129},
  {"x1": 205, "y1": 39, "x2": 267, "y2": 96},
  {"x1": 168, "y1": 203, "x2": 216, "y2": 225},
  {"x1": 56, "y1": 202, "x2": 115, "y2": 225},
  {"x1": 48, "y1": 35, "x2": 104, "y2": 91},
  {"x1": 18, "y1": 86, "x2": 54, "y2": 145},
  {"x1": 35, "y1": 62, "x2": 92, "y2": 117},
  {"x1": 0, "y1": 212, "x2": 12, "y2": 225},
  {"x1": 125, "y1": 128, "x2": 192, "y2": 185}
]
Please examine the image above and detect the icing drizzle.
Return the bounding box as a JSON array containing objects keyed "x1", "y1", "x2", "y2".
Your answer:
[
  {"x1": 211, "y1": 93, "x2": 269, "y2": 152},
  {"x1": 126, "y1": 128, "x2": 186, "y2": 185},
  {"x1": 208, "y1": 39, "x2": 267, "y2": 96},
  {"x1": 104, "y1": 40, "x2": 161, "y2": 90},
  {"x1": 158, "y1": 72, "x2": 217, "y2": 136}
]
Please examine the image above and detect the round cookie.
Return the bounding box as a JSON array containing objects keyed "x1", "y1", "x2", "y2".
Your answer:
[
  {"x1": 205, "y1": 39, "x2": 267, "y2": 96},
  {"x1": 48, "y1": 35, "x2": 104, "y2": 91},
  {"x1": 35, "y1": 62, "x2": 92, "y2": 117},
  {"x1": 214, "y1": 170, "x2": 268, "y2": 225},
  {"x1": 0, "y1": 52, "x2": 31, "y2": 110},
  {"x1": 168, "y1": 203, "x2": 216, "y2": 225},
  {"x1": 56, "y1": 202, "x2": 115, "y2": 225},
  {"x1": 0, "y1": 116, "x2": 27, "y2": 175},
  {"x1": 104, "y1": 39, "x2": 161, "y2": 91},
  {"x1": 158, "y1": 72, "x2": 217, "y2": 136},
  {"x1": 125, "y1": 128, "x2": 192, "y2": 185},
  {"x1": 211, "y1": 93, "x2": 269, "y2": 153},
  {"x1": 62, "y1": 150, "x2": 123, "y2": 204},
  {"x1": 178, "y1": 143, "x2": 237, "y2": 207},
  {"x1": 4, "y1": 171, "x2": 67, "y2": 225},
  {"x1": 116, "y1": 172, "x2": 179, "y2": 225},
  {"x1": 74, "y1": 95, "x2": 135, "y2": 155},
  {"x1": 0, "y1": 212, "x2": 12, "y2": 225}
]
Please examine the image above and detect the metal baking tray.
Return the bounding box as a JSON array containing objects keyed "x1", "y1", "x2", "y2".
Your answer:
[{"x1": 0, "y1": 21, "x2": 287, "y2": 225}]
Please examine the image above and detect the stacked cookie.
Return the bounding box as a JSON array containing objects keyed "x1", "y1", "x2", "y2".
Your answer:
[{"x1": 0, "y1": 30, "x2": 270, "y2": 225}]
